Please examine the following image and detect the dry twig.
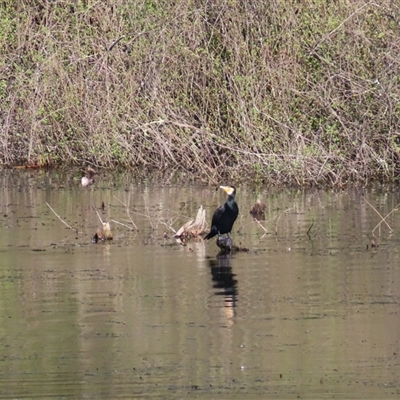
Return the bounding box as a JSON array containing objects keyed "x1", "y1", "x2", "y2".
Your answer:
[
  {"x1": 113, "y1": 195, "x2": 138, "y2": 230},
  {"x1": 275, "y1": 208, "x2": 292, "y2": 235},
  {"x1": 253, "y1": 217, "x2": 268, "y2": 239},
  {"x1": 46, "y1": 202, "x2": 77, "y2": 234},
  {"x1": 363, "y1": 197, "x2": 395, "y2": 234},
  {"x1": 95, "y1": 209, "x2": 104, "y2": 225},
  {"x1": 111, "y1": 219, "x2": 135, "y2": 230}
]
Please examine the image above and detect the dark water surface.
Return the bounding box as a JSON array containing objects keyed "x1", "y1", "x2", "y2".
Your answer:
[{"x1": 0, "y1": 169, "x2": 400, "y2": 399}]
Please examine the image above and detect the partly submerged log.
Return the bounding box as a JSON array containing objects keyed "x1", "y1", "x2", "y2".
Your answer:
[
  {"x1": 216, "y1": 234, "x2": 250, "y2": 254},
  {"x1": 216, "y1": 234, "x2": 233, "y2": 252},
  {"x1": 174, "y1": 205, "x2": 207, "y2": 240}
]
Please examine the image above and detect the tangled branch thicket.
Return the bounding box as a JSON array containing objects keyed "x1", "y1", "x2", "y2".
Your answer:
[{"x1": 1, "y1": 0, "x2": 400, "y2": 186}]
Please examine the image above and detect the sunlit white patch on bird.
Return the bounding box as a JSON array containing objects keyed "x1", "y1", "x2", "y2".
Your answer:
[{"x1": 81, "y1": 167, "x2": 96, "y2": 187}]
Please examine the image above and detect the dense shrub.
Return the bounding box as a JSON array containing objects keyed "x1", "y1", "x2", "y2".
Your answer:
[{"x1": 1, "y1": 0, "x2": 399, "y2": 186}]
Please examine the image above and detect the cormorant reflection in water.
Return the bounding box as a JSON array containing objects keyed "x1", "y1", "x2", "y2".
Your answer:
[{"x1": 208, "y1": 253, "x2": 238, "y2": 308}]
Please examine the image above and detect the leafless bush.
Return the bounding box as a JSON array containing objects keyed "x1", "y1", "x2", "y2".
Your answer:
[{"x1": 1, "y1": 1, "x2": 399, "y2": 186}]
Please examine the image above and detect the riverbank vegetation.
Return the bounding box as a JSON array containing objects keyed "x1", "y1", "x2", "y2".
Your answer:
[{"x1": 1, "y1": 1, "x2": 400, "y2": 186}]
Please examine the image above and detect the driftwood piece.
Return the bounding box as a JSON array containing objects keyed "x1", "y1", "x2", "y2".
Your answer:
[
  {"x1": 93, "y1": 222, "x2": 113, "y2": 242},
  {"x1": 174, "y1": 205, "x2": 207, "y2": 239}
]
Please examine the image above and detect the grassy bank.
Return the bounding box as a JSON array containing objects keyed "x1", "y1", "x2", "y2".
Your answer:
[{"x1": 1, "y1": 0, "x2": 399, "y2": 186}]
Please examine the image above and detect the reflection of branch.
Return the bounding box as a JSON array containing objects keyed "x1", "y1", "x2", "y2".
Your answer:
[
  {"x1": 128, "y1": 205, "x2": 178, "y2": 233},
  {"x1": 363, "y1": 197, "x2": 395, "y2": 233},
  {"x1": 113, "y1": 195, "x2": 138, "y2": 230},
  {"x1": 275, "y1": 208, "x2": 292, "y2": 235},
  {"x1": 142, "y1": 195, "x2": 154, "y2": 230},
  {"x1": 307, "y1": 219, "x2": 314, "y2": 239},
  {"x1": 155, "y1": 219, "x2": 177, "y2": 233},
  {"x1": 46, "y1": 202, "x2": 77, "y2": 234},
  {"x1": 111, "y1": 219, "x2": 135, "y2": 230}
]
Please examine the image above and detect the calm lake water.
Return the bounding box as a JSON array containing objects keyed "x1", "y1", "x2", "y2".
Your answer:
[{"x1": 0, "y1": 169, "x2": 400, "y2": 399}]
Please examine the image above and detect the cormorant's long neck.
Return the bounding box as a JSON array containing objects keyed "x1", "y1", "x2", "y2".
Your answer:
[{"x1": 226, "y1": 195, "x2": 236, "y2": 209}]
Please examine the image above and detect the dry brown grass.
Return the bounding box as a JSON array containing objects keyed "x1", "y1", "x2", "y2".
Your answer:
[{"x1": 1, "y1": 1, "x2": 400, "y2": 186}]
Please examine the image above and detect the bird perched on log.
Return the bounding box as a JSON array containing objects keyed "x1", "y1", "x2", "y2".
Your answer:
[{"x1": 204, "y1": 185, "x2": 239, "y2": 240}]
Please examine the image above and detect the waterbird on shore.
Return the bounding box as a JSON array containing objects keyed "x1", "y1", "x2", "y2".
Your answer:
[
  {"x1": 250, "y1": 199, "x2": 266, "y2": 220},
  {"x1": 250, "y1": 200, "x2": 266, "y2": 216},
  {"x1": 204, "y1": 185, "x2": 239, "y2": 240},
  {"x1": 81, "y1": 167, "x2": 96, "y2": 187}
]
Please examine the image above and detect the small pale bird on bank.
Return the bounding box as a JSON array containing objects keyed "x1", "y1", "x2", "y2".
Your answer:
[{"x1": 81, "y1": 167, "x2": 96, "y2": 187}]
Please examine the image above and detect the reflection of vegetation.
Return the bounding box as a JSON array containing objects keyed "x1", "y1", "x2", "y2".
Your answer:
[
  {"x1": 1, "y1": 0, "x2": 399, "y2": 186},
  {"x1": 0, "y1": 257, "x2": 20, "y2": 341}
]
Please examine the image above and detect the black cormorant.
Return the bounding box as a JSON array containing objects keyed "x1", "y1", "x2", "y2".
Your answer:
[{"x1": 204, "y1": 185, "x2": 239, "y2": 240}]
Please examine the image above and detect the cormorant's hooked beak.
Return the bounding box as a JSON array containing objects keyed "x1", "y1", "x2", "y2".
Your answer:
[{"x1": 220, "y1": 185, "x2": 235, "y2": 196}]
